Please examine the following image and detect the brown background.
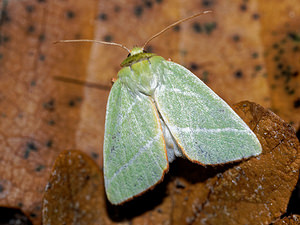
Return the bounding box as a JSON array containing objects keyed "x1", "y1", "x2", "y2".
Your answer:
[{"x1": 0, "y1": 0, "x2": 299, "y2": 224}]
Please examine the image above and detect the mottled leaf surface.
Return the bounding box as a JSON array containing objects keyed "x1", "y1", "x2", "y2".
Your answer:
[
  {"x1": 42, "y1": 102, "x2": 299, "y2": 225},
  {"x1": 129, "y1": 101, "x2": 300, "y2": 225},
  {"x1": 42, "y1": 150, "x2": 106, "y2": 225}
]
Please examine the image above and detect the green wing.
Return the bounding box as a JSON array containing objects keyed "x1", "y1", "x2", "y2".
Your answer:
[
  {"x1": 152, "y1": 58, "x2": 262, "y2": 165},
  {"x1": 104, "y1": 79, "x2": 168, "y2": 204}
]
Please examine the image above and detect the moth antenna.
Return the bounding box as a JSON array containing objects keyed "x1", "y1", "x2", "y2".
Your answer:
[
  {"x1": 54, "y1": 39, "x2": 131, "y2": 53},
  {"x1": 142, "y1": 10, "x2": 212, "y2": 49}
]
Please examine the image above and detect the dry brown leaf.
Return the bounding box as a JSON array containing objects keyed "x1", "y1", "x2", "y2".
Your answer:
[
  {"x1": 42, "y1": 150, "x2": 106, "y2": 225},
  {"x1": 41, "y1": 102, "x2": 299, "y2": 225},
  {"x1": 128, "y1": 101, "x2": 300, "y2": 225},
  {"x1": 259, "y1": 0, "x2": 300, "y2": 129},
  {"x1": 0, "y1": 0, "x2": 100, "y2": 223}
]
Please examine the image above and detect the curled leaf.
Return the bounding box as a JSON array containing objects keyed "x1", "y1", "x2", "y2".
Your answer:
[{"x1": 124, "y1": 101, "x2": 300, "y2": 225}]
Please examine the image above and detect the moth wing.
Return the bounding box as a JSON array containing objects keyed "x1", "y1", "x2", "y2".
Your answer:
[
  {"x1": 151, "y1": 58, "x2": 262, "y2": 165},
  {"x1": 104, "y1": 79, "x2": 168, "y2": 204}
]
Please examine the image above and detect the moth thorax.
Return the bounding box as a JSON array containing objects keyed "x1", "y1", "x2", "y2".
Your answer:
[{"x1": 119, "y1": 59, "x2": 158, "y2": 96}]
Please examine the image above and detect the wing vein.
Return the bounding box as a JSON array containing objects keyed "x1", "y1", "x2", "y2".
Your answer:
[
  {"x1": 163, "y1": 69, "x2": 194, "y2": 146},
  {"x1": 169, "y1": 126, "x2": 250, "y2": 133},
  {"x1": 107, "y1": 133, "x2": 161, "y2": 185}
]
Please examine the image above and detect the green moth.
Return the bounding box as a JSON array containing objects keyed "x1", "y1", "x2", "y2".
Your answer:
[
  {"x1": 59, "y1": 11, "x2": 262, "y2": 205},
  {"x1": 104, "y1": 46, "x2": 261, "y2": 204},
  {"x1": 103, "y1": 14, "x2": 262, "y2": 205}
]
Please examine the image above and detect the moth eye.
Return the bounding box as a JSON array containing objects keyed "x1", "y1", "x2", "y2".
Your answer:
[
  {"x1": 127, "y1": 53, "x2": 131, "y2": 57},
  {"x1": 143, "y1": 50, "x2": 147, "y2": 53}
]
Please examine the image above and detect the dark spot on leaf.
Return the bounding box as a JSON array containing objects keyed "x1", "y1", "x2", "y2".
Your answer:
[
  {"x1": 273, "y1": 43, "x2": 279, "y2": 49},
  {"x1": 114, "y1": 6, "x2": 121, "y2": 12},
  {"x1": 37, "y1": 0, "x2": 46, "y2": 2},
  {"x1": 30, "y1": 80, "x2": 36, "y2": 86},
  {"x1": 98, "y1": 13, "x2": 107, "y2": 21},
  {"x1": 145, "y1": 45, "x2": 153, "y2": 53},
  {"x1": 288, "y1": 32, "x2": 300, "y2": 42},
  {"x1": 18, "y1": 202, "x2": 23, "y2": 207},
  {"x1": 190, "y1": 63, "x2": 198, "y2": 71},
  {"x1": 278, "y1": 48, "x2": 284, "y2": 54},
  {"x1": 144, "y1": 0, "x2": 153, "y2": 8},
  {"x1": 39, "y1": 54, "x2": 45, "y2": 61},
  {"x1": 204, "y1": 22, "x2": 217, "y2": 34},
  {"x1": 0, "y1": 184, "x2": 3, "y2": 192},
  {"x1": 0, "y1": 53, "x2": 3, "y2": 59},
  {"x1": 173, "y1": 25, "x2": 180, "y2": 32},
  {"x1": 43, "y1": 99, "x2": 55, "y2": 111},
  {"x1": 281, "y1": 38, "x2": 287, "y2": 44},
  {"x1": 35, "y1": 165, "x2": 45, "y2": 172},
  {"x1": 27, "y1": 25, "x2": 35, "y2": 33},
  {"x1": 273, "y1": 55, "x2": 280, "y2": 61},
  {"x1": 252, "y1": 52, "x2": 258, "y2": 58},
  {"x1": 292, "y1": 71, "x2": 298, "y2": 77},
  {"x1": 293, "y1": 46, "x2": 299, "y2": 52},
  {"x1": 26, "y1": 5, "x2": 34, "y2": 13},
  {"x1": 232, "y1": 34, "x2": 240, "y2": 42},
  {"x1": 69, "y1": 100, "x2": 75, "y2": 107},
  {"x1": 156, "y1": 0, "x2": 163, "y2": 3},
  {"x1": 287, "y1": 89, "x2": 295, "y2": 95},
  {"x1": 27, "y1": 142, "x2": 38, "y2": 151},
  {"x1": 24, "y1": 142, "x2": 38, "y2": 159},
  {"x1": 294, "y1": 98, "x2": 300, "y2": 108},
  {"x1": 202, "y1": 0, "x2": 213, "y2": 7},
  {"x1": 240, "y1": 4, "x2": 247, "y2": 11},
  {"x1": 157, "y1": 208, "x2": 163, "y2": 213},
  {"x1": 48, "y1": 119, "x2": 55, "y2": 125},
  {"x1": 202, "y1": 71, "x2": 209, "y2": 83},
  {"x1": 104, "y1": 35, "x2": 112, "y2": 42},
  {"x1": 0, "y1": 10, "x2": 11, "y2": 24},
  {"x1": 277, "y1": 63, "x2": 283, "y2": 70},
  {"x1": 193, "y1": 22, "x2": 202, "y2": 33},
  {"x1": 175, "y1": 180, "x2": 186, "y2": 189},
  {"x1": 85, "y1": 175, "x2": 90, "y2": 181},
  {"x1": 3, "y1": 36, "x2": 10, "y2": 42},
  {"x1": 255, "y1": 65, "x2": 262, "y2": 71},
  {"x1": 0, "y1": 35, "x2": 10, "y2": 45},
  {"x1": 46, "y1": 140, "x2": 53, "y2": 148},
  {"x1": 252, "y1": 13, "x2": 260, "y2": 20},
  {"x1": 91, "y1": 152, "x2": 99, "y2": 159},
  {"x1": 66, "y1": 10, "x2": 75, "y2": 19},
  {"x1": 39, "y1": 34, "x2": 45, "y2": 42},
  {"x1": 30, "y1": 213, "x2": 37, "y2": 218},
  {"x1": 134, "y1": 5, "x2": 143, "y2": 17},
  {"x1": 235, "y1": 70, "x2": 243, "y2": 78}
]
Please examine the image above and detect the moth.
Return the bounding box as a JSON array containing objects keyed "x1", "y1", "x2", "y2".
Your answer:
[{"x1": 58, "y1": 11, "x2": 262, "y2": 205}]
